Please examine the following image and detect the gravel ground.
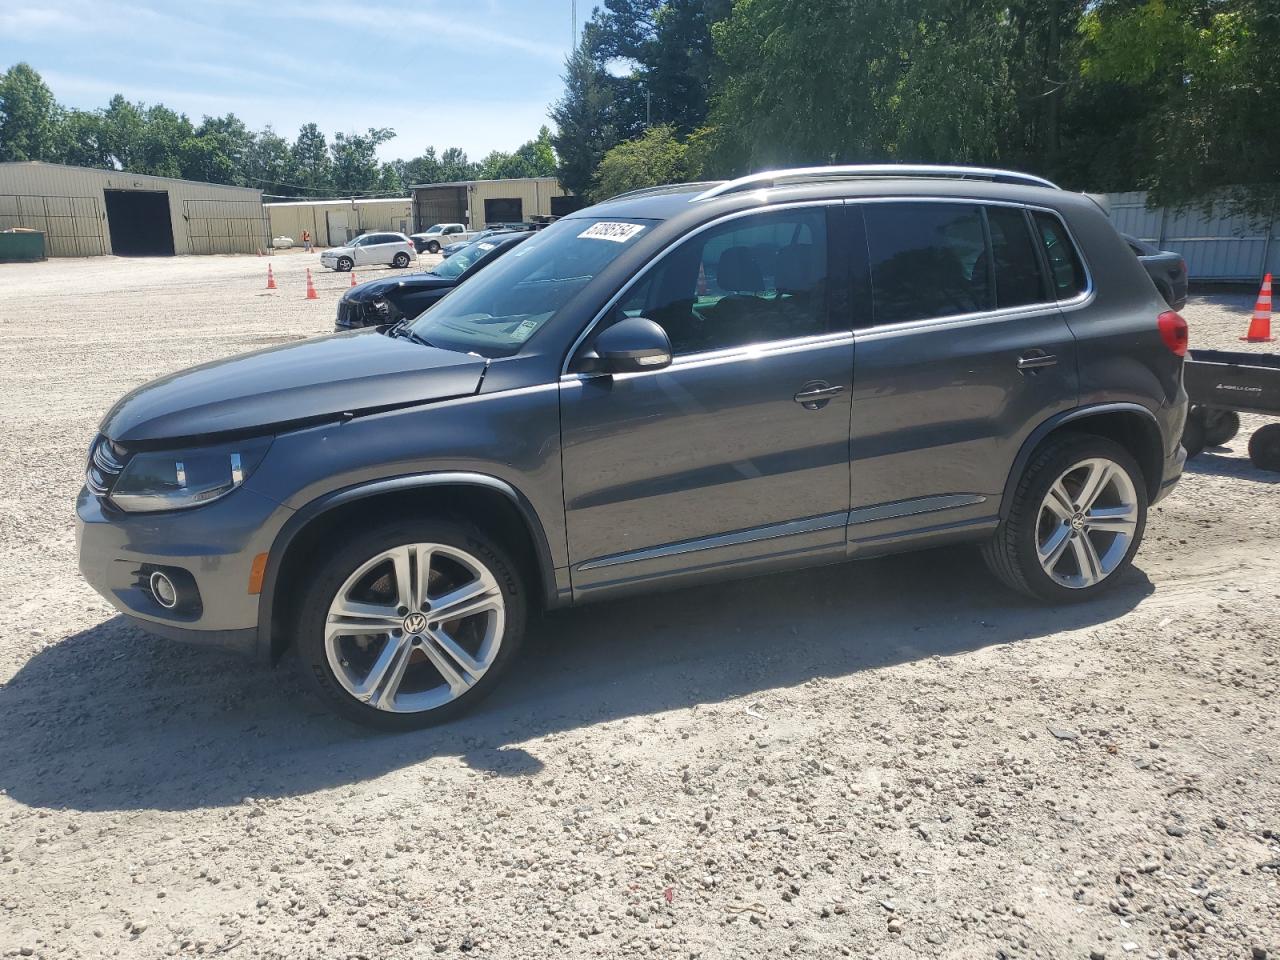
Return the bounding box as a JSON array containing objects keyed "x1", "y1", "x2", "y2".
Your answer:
[{"x1": 0, "y1": 254, "x2": 1277, "y2": 960}]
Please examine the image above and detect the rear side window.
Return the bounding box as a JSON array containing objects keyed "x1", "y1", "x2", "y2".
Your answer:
[
  {"x1": 1033, "y1": 212, "x2": 1086, "y2": 299},
  {"x1": 865, "y1": 203, "x2": 991, "y2": 325},
  {"x1": 987, "y1": 206, "x2": 1045, "y2": 308}
]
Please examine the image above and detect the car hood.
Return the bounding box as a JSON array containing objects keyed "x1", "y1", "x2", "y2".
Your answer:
[
  {"x1": 344, "y1": 272, "x2": 453, "y2": 302},
  {"x1": 100, "y1": 331, "x2": 487, "y2": 445},
  {"x1": 322, "y1": 246, "x2": 354, "y2": 256}
]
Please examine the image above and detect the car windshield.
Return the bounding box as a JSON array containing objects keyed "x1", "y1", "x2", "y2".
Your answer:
[
  {"x1": 423, "y1": 225, "x2": 445, "y2": 235},
  {"x1": 431, "y1": 237, "x2": 506, "y2": 279},
  {"x1": 407, "y1": 217, "x2": 653, "y2": 357}
]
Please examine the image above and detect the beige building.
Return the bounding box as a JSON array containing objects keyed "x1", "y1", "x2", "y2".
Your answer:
[
  {"x1": 0, "y1": 161, "x2": 268, "y2": 257},
  {"x1": 411, "y1": 177, "x2": 580, "y2": 232},
  {"x1": 264, "y1": 197, "x2": 414, "y2": 248}
]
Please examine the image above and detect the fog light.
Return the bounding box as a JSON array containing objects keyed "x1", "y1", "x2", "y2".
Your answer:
[{"x1": 149, "y1": 570, "x2": 178, "y2": 609}]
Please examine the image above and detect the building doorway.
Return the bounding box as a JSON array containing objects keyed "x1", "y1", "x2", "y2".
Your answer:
[{"x1": 104, "y1": 190, "x2": 175, "y2": 255}]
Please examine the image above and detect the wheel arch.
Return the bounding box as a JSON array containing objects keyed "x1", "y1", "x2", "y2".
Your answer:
[
  {"x1": 1000, "y1": 403, "x2": 1165, "y2": 519},
  {"x1": 258, "y1": 472, "x2": 563, "y2": 663}
]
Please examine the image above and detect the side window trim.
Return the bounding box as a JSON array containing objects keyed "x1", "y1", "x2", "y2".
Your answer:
[
  {"x1": 561, "y1": 200, "x2": 847, "y2": 375},
  {"x1": 849, "y1": 198, "x2": 1093, "y2": 334}
]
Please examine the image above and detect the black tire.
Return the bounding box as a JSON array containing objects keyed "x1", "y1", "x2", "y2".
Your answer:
[
  {"x1": 393, "y1": 252, "x2": 410, "y2": 268},
  {"x1": 1248, "y1": 423, "x2": 1280, "y2": 472},
  {"x1": 981, "y1": 433, "x2": 1148, "y2": 604},
  {"x1": 294, "y1": 518, "x2": 527, "y2": 731},
  {"x1": 426, "y1": 240, "x2": 440, "y2": 254},
  {"x1": 1181, "y1": 408, "x2": 1207, "y2": 459},
  {"x1": 1201, "y1": 408, "x2": 1241, "y2": 447},
  {"x1": 336, "y1": 256, "x2": 353, "y2": 273}
]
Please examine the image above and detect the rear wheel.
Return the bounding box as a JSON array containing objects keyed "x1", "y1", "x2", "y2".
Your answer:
[
  {"x1": 1249, "y1": 423, "x2": 1280, "y2": 472},
  {"x1": 982, "y1": 434, "x2": 1147, "y2": 603},
  {"x1": 393, "y1": 252, "x2": 410, "y2": 268},
  {"x1": 1181, "y1": 409, "x2": 1207, "y2": 459},
  {"x1": 295, "y1": 518, "x2": 526, "y2": 730}
]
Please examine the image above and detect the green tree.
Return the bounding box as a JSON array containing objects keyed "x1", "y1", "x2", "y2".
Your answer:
[
  {"x1": 550, "y1": 45, "x2": 618, "y2": 195},
  {"x1": 243, "y1": 126, "x2": 296, "y2": 195},
  {"x1": 1076, "y1": 0, "x2": 1280, "y2": 207},
  {"x1": 402, "y1": 146, "x2": 443, "y2": 185},
  {"x1": 57, "y1": 109, "x2": 110, "y2": 168},
  {"x1": 438, "y1": 146, "x2": 478, "y2": 182},
  {"x1": 330, "y1": 126, "x2": 396, "y2": 194},
  {"x1": 590, "y1": 123, "x2": 690, "y2": 200},
  {"x1": 478, "y1": 126, "x2": 558, "y2": 179},
  {"x1": 0, "y1": 63, "x2": 60, "y2": 161},
  {"x1": 291, "y1": 122, "x2": 332, "y2": 194}
]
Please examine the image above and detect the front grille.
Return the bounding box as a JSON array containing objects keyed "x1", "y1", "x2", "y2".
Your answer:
[
  {"x1": 336, "y1": 301, "x2": 360, "y2": 327},
  {"x1": 86, "y1": 436, "x2": 127, "y2": 497}
]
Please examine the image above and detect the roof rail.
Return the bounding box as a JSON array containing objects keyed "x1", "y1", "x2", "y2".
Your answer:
[
  {"x1": 692, "y1": 165, "x2": 1060, "y2": 201},
  {"x1": 605, "y1": 181, "x2": 721, "y2": 203}
]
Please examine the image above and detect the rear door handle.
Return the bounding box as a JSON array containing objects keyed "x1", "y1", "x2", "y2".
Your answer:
[
  {"x1": 1016, "y1": 351, "x2": 1058, "y2": 372},
  {"x1": 794, "y1": 382, "x2": 845, "y2": 410}
]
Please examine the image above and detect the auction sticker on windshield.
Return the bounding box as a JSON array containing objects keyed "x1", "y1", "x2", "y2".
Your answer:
[{"x1": 578, "y1": 222, "x2": 646, "y2": 243}]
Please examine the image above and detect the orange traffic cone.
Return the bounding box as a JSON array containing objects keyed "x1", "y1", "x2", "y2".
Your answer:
[
  {"x1": 1242, "y1": 273, "x2": 1274, "y2": 342},
  {"x1": 265, "y1": 264, "x2": 276, "y2": 290},
  {"x1": 350, "y1": 271, "x2": 358, "y2": 287},
  {"x1": 305, "y1": 268, "x2": 319, "y2": 300}
]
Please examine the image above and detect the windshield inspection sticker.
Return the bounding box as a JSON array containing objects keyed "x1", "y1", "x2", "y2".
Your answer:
[{"x1": 578, "y1": 221, "x2": 645, "y2": 243}]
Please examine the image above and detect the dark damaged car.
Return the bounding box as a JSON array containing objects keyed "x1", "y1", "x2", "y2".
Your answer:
[{"x1": 334, "y1": 232, "x2": 530, "y2": 331}]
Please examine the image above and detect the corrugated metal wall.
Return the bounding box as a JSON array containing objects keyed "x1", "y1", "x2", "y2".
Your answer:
[
  {"x1": 265, "y1": 199, "x2": 414, "y2": 247},
  {"x1": 411, "y1": 178, "x2": 572, "y2": 231},
  {"x1": 0, "y1": 162, "x2": 268, "y2": 256},
  {"x1": 0, "y1": 193, "x2": 106, "y2": 256},
  {"x1": 1102, "y1": 190, "x2": 1278, "y2": 282}
]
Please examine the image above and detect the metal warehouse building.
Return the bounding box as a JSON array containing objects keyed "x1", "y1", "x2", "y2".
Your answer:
[
  {"x1": 264, "y1": 197, "x2": 414, "y2": 248},
  {"x1": 411, "y1": 176, "x2": 581, "y2": 232},
  {"x1": 0, "y1": 161, "x2": 268, "y2": 257}
]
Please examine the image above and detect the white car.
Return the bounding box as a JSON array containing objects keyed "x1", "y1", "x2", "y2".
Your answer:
[
  {"x1": 410, "y1": 223, "x2": 473, "y2": 254},
  {"x1": 320, "y1": 232, "x2": 418, "y2": 272}
]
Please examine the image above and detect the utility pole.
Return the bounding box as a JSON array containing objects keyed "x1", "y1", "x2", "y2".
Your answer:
[{"x1": 571, "y1": 0, "x2": 577, "y2": 49}]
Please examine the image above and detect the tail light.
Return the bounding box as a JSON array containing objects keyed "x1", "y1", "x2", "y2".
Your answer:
[{"x1": 1158, "y1": 310, "x2": 1188, "y2": 357}]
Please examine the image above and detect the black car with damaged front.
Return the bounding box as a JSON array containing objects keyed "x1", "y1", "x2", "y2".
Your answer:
[{"x1": 334, "y1": 232, "x2": 531, "y2": 331}]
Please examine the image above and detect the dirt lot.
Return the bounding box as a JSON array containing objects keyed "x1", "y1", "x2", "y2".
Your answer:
[{"x1": 0, "y1": 253, "x2": 1277, "y2": 960}]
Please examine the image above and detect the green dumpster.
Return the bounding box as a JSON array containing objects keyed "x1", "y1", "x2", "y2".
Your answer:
[{"x1": 0, "y1": 230, "x2": 46, "y2": 262}]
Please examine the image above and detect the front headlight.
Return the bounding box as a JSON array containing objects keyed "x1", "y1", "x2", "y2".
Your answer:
[{"x1": 109, "y1": 436, "x2": 272, "y2": 512}]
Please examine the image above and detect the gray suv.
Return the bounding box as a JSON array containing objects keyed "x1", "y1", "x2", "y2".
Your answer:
[{"x1": 78, "y1": 165, "x2": 1189, "y2": 729}]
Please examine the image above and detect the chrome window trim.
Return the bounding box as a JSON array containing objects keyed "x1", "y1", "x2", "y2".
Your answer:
[
  {"x1": 850, "y1": 197, "x2": 1095, "y2": 331},
  {"x1": 561, "y1": 329, "x2": 854, "y2": 383},
  {"x1": 560, "y1": 199, "x2": 845, "y2": 376}
]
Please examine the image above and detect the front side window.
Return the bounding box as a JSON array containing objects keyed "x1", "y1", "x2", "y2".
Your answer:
[
  {"x1": 865, "y1": 203, "x2": 991, "y2": 325},
  {"x1": 1034, "y1": 212, "x2": 1086, "y2": 299},
  {"x1": 612, "y1": 207, "x2": 830, "y2": 356},
  {"x1": 407, "y1": 217, "x2": 652, "y2": 357}
]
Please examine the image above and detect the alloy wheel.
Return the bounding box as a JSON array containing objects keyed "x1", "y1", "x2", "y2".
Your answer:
[
  {"x1": 1036, "y1": 457, "x2": 1138, "y2": 589},
  {"x1": 324, "y1": 542, "x2": 505, "y2": 713}
]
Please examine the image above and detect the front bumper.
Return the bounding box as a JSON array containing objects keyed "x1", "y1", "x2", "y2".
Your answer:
[{"x1": 76, "y1": 485, "x2": 293, "y2": 658}]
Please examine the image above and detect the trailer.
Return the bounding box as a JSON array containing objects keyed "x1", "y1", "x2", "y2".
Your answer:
[{"x1": 1181, "y1": 349, "x2": 1280, "y2": 471}]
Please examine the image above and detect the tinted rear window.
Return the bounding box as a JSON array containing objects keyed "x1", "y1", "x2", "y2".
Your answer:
[
  {"x1": 865, "y1": 203, "x2": 991, "y2": 325},
  {"x1": 1033, "y1": 212, "x2": 1086, "y2": 299},
  {"x1": 987, "y1": 206, "x2": 1046, "y2": 308}
]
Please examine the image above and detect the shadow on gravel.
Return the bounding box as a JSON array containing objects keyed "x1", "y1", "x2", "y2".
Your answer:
[
  {"x1": 1185, "y1": 450, "x2": 1280, "y2": 483},
  {"x1": 0, "y1": 545, "x2": 1152, "y2": 812}
]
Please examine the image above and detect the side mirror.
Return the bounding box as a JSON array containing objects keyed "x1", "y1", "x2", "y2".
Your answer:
[{"x1": 575, "y1": 317, "x2": 673, "y2": 375}]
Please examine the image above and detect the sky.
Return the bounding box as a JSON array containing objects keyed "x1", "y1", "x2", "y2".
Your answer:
[{"x1": 0, "y1": 0, "x2": 578, "y2": 162}]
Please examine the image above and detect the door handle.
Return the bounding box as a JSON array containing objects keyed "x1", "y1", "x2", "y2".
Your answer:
[
  {"x1": 793, "y1": 382, "x2": 845, "y2": 410},
  {"x1": 1016, "y1": 351, "x2": 1058, "y2": 372}
]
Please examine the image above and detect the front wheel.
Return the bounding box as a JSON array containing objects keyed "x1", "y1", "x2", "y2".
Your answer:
[
  {"x1": 982, "y1": 434, "x2": 1147, "y2": 603},
  {"x1": 295, "y1": 519, "x2": 526, "y2": 730},
  {"x1": 426, "y1": 240, "x2": 441, "y2": 254},
  {"x1": 393, "y1": 252, "x2": 411, "y2": 268},
  {"x1": 336, "y1": 256, "x2": 353, "y2": 272}
]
